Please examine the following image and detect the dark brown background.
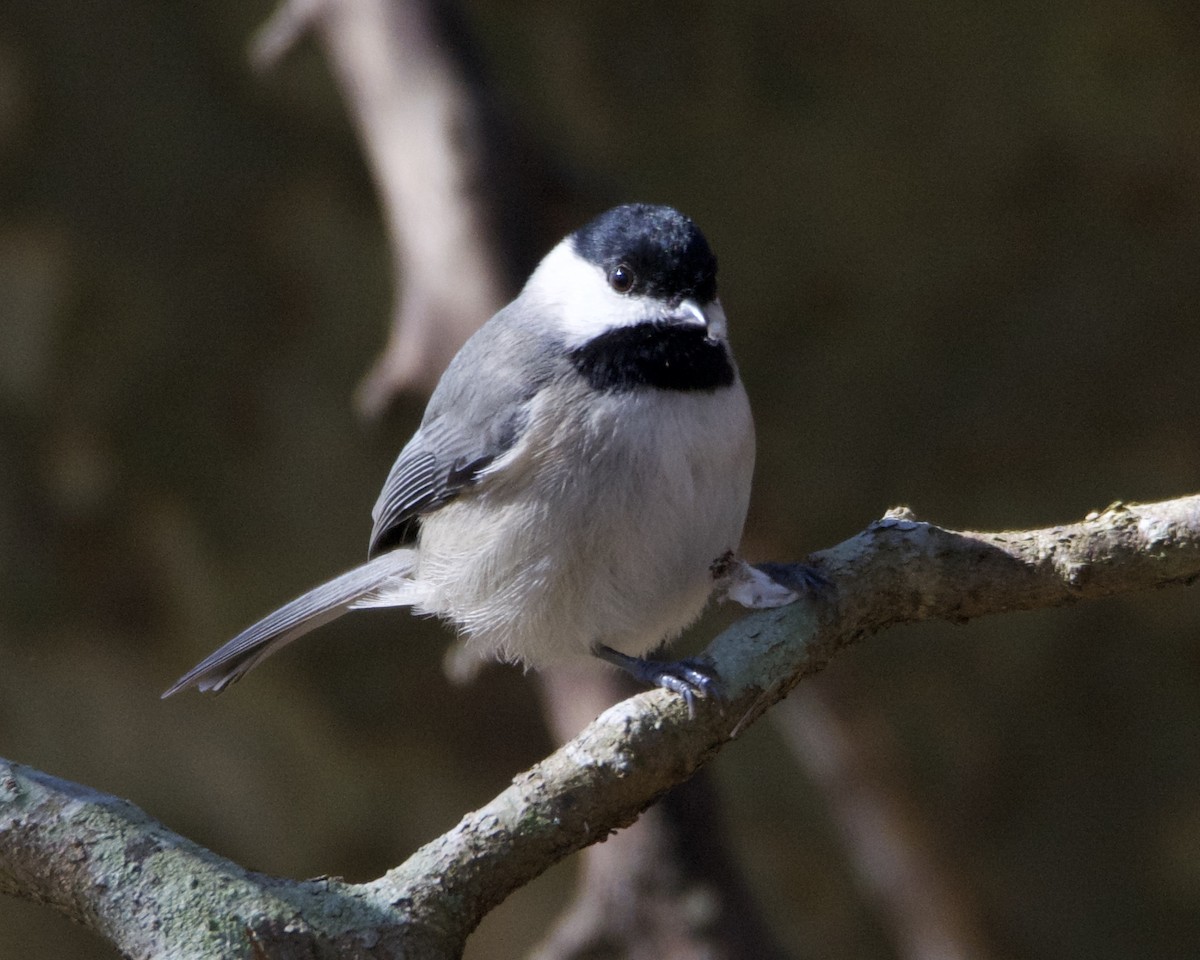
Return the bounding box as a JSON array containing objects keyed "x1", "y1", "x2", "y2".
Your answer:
[{"x1": 1, "y1": 1, "x2": 1198, "y2": 957}]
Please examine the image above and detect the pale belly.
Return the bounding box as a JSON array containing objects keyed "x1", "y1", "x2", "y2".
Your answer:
[{"x1": 410, "y1": 383, "x2": 755, "y2": 666}]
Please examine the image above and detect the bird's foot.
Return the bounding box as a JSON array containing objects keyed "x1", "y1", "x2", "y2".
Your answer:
[
  {"x1": 751, "y1": 560, "x2": 832, "y2": 594},
  {"x1": 592, "y1": 644, "x2": 722, "y2": 718},
  {"x1": 711, "y1": 553, "x2": 830, "y2": 608}
]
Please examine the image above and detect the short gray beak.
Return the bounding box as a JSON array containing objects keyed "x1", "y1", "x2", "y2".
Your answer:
[
  {"x1": 674, "y1": 298, "x2": 709, "y2": 330},
  {"x1": 673, "y1": 297, "x2": 728, "y2": 343}
]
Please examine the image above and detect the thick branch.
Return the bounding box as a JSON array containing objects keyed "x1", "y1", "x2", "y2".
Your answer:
[
  {"x1": 0, "y1": 760, "x2": 456, "y2": 958},
  {"x1": 2, "y1": 495, "x2": 1197, "y2": 957}
]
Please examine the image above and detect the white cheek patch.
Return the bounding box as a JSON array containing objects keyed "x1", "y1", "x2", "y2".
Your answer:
[{"x1": 524, "y1": 242, "x2": 660, "y2": 348}]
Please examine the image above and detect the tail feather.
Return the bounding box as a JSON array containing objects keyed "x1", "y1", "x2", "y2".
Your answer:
[{"x1": 162, "y1": 550, "x2": 416, "y2": 697}]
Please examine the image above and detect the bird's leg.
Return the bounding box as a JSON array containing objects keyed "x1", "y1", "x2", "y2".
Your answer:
[{"x1": 592, "y1": 644, "x2": 723, "y2": 719}]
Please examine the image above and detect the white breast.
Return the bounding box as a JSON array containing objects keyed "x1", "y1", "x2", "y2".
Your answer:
[{"x1": 408, "y1": 378, "x2": 755, "y2": 667}]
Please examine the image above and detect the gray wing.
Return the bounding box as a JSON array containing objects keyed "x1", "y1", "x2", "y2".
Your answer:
[
  {"x1": 367, "y1": 310, "x2": 553, "y2": 556},
  {"x1": 366, "y1": 420, "x2": 515, "y2": 556},
  {"x1": 164, "y1": 303, "x2": 557, "y2": 697}
]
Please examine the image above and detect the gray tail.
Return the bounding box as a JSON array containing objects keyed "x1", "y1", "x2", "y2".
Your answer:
[{"x1": 162, "y1": 550, "x2": 416, "y2": 697}]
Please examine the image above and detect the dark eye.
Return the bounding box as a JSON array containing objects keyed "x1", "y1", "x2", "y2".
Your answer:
[{"x1": 608, "y1": 263, "x2": 636, "y2": 294}]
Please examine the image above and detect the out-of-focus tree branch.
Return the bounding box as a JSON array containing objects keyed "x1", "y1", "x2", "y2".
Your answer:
[
  {"x1": 252, "y1": 0, "x2": 528, "y2": 411},
  {"x1": 3, "y1": 496, "x2": 1198, "y2": 957},
  {"x1": 775, "y1": 686, "x2": 998, "y2": 960}
]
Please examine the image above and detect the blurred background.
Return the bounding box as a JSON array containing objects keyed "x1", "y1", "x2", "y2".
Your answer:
[{"x1": 2, "y1": 0, "x2": 1199, "y2": 957}]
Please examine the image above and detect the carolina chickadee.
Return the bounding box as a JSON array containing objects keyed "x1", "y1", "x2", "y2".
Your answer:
[{"x1": 164, "y1": 204, "x2": 759, "y2": 710}]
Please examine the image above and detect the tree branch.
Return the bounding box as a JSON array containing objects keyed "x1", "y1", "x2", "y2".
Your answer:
[
  {"x1": 251, "y1": 0, "x2": 547, "y2": 413},
  {"x1": 528, "y1": 669, "x2": 790, "y2": 960},
  {"x1": 774, "y1": 688, "x2": 998, "y2": 960},
  {"x1": 3, "y1": 495, "x2": 1197, "y2": 957}
]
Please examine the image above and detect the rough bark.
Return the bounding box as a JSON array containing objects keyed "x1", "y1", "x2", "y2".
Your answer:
[
  {"x1": 530, "y1": 669, "x2": 791, "y2": 960},
  {"x1": 3, "y1": 495, "x2": 1197, "y2": 958}
]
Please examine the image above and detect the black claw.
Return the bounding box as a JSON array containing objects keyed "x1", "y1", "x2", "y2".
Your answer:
[{"x1": 593, "y1": 645, "x2": 724, "y2": 718}]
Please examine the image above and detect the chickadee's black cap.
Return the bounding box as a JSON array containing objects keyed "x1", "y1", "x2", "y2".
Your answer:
[{"x1": 571, "y1": 204, "x2": 718, "y2": 304}]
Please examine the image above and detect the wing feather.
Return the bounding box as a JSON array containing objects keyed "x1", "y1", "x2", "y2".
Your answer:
[{"x1": 367, "y1": 398, "x2": 534, "y2": 557}]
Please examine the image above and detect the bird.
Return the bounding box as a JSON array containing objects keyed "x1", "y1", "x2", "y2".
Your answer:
[{"x1": 164, "y1": 203, "x2": 758, "y2": 712}]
